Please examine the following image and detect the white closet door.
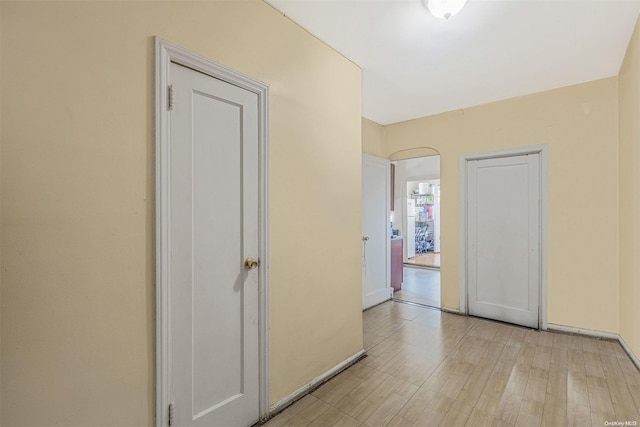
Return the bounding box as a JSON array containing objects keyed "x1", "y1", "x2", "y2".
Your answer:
[
  {"x1": 168, "y1": 62, "x2": 260, "y2": 427},
  {"x1": 467, "y1": 154, "x2": 540, "y2": 328}
]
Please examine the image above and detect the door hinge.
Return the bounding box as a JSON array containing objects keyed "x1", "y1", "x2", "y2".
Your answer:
[
  {"x1": 168, "y1": 402, "x2": 175, "y2": 426},
  {"x1": 167, "y1": 85, "x2": 174, "y2": 111}
]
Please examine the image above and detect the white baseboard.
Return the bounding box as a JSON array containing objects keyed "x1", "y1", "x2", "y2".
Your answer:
[
  {"x1": 546, "y1": 323, "x2": 620, "y2": 340},
  {"x1": 547, "y1": 323, "x2": 640, "y2": 371},
  {"x1": 618, "y1": 335, "x2": 640, "y2": 371},
  {"x1": 441, "y1": 307, "x2": 460, "y2": 315},
  {"x1": 269, "y1": 349, "x2": 366, "y2": 415}
]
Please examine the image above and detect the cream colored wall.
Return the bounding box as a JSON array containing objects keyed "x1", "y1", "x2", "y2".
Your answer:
[
  {"x1": 0, "y1": 1, "x2": 363, "y2": 425},
  {"x1": 384, "y1": 78, "x2": 620, "y2": 333},
  {"x1": 362, "y1": 117, "x2": 385, "y2": 158},
  {"x1": 618, "y1": 17, "x2": 640, "y2": 357}
]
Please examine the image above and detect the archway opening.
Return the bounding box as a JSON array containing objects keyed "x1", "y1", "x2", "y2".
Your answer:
[{"x1": 389, "y1": 148, "x2": 441, "y2": 309}]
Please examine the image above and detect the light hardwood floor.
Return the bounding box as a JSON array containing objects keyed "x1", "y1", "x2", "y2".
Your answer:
[
  {"x1": 264, "y1": 301, "x2": 640, "y2": 427},
  {"x1": 405, "y1": 253, "x2": 440, "y2": 269},
  {"x1": 393, "y1": 267, "x2": 440, "y2": 308}
]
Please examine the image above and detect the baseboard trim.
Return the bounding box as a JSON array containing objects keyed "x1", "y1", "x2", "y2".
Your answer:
[
  {"x1": 546, "y1": 323, "x2": 619, "y2": 340},
  {"x1": 268, "y1": 349, "x2": 367, "y2": 416},
  {"x1": 618, "y1": 335, "x2": 640, "y2": 371},
  {"x1": 441, "y1": 307, "x2": 461, "y2": 315},
  {"x1": 547, "y1": 323, "x2": 640, "y2": 371}
]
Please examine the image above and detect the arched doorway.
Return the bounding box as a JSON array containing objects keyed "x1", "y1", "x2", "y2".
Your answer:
[{"x1": 389, "y1": 148, "x2": 441, "y2": 309}]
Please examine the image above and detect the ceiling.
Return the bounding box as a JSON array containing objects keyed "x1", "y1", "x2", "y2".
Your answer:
[{"x1": 266, "y1": 0, "x2": 640, "y2": 125}]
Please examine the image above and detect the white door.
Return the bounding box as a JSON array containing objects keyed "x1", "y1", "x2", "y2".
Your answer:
[
  {"x1": 168, "y1": 62, "x2": 260, "y2": 426},
  {"x1": 467, "y1": 154, "x2": 540, "y2": 328},
  {"x1": 362, "y1": 154, "x2": 391, "y2": 309}
]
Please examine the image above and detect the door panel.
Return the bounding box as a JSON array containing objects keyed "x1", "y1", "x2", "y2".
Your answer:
[
  {"x1": 362, "y1": 154, "x2": 390, "y2": 309},
  {"x1": 169, "y1": 62, "x2": 259, "y2": 426},
  {"x1": 467, "y1": 154, "x2": 540, "y2": 328}
]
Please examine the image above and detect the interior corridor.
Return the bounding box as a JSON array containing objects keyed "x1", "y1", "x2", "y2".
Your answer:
[{"x1": 264, "y1": 301, "x2": 640, "y2": 427}]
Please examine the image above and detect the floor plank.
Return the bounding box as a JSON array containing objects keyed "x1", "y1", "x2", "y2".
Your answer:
[
  {"x1": 405, "y1": 253, "x2": 440, "y2": 268},
  {"x1": 393, "y1": 267, "x2": 440, "y2": 308},
  {"x1": 263, "y1": 301, "x2": 640, "y2": 427}
]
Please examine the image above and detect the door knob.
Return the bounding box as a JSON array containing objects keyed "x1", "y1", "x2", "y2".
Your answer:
[
  {"x1": 244, "y1": 257, "x2": 259, "y2": 270},
  {"x1": 362, "y1": 236, "x2": 370, "y2": 241}
]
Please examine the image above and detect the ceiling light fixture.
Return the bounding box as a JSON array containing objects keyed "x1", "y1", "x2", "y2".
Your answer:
[{"x1": 423, "y1": 0, "x2": 468, "y2": 20}]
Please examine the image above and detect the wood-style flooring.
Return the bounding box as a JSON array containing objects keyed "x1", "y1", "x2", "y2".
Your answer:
[
  {"x1": 405, "y1": 253, "x2": 440, "y2": 269},
  {"x1": 393, "y1": 267, "x2": 440, "y2": 308},
  {"x1": 264, "y1": 301, "x2": 640, "y2": 427}
]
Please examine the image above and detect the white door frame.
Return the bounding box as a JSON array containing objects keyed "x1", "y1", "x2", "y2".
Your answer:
[
  {"x1": 155, "y1": 38, "x2": 270, "y2": 426},
  {"x1": 459, "y1": 145, "x2": 548, "y2": 330}
]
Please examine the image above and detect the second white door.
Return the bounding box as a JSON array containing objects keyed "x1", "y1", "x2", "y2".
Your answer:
[
  {"x1": 467, "y1": 154, "x2": 540, "y2": 328},
  {"x1": 362, "y1": 154, "x2": 391, "y2": 309}
]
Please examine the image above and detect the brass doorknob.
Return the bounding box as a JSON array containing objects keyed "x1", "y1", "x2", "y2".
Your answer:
[{"x1": 244, "y1": 257, "x2": 259, "y2": 270}]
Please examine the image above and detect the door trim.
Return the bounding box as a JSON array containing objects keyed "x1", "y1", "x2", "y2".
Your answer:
[
  {"x1": 155, "y1": 37, "x2": 270, "y2": 426},
  {"x1": 459, "y1": 145, "x2": 548, "y2": 330}
]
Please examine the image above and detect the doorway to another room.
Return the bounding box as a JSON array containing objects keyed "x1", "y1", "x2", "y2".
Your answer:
[
  {"x1": 390, "y1": 154, "x2": 441, "y2": 309},
  {"x1": 405, "y1": 180, "x2": 440, "y2": 268}
]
